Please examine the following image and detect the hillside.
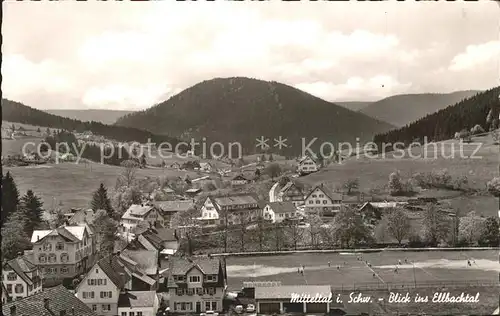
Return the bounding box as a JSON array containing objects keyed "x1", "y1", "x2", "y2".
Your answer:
[
  {"x1": 335, "y1": 101, "x2": 373, "y2": 111},
  {"x1": 1, "y1": 99, "x2": 180, "y2": 146},
  {"x1": 44, "y1": 109, "x2": 134, "y2": 125},
  {"x1": 115, "y1": 77, "x2": 395, "y2": 156},
  {"x1": 360, "y1": 91, "x2": 482, "y2": 127},
  {"x1": 374, "y1": 86, "x2": 500, "y2": 146}
]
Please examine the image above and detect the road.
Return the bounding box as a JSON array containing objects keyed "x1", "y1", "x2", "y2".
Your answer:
[{"x1": 269, "y1": 181, "x2": 280, "y2": 202}]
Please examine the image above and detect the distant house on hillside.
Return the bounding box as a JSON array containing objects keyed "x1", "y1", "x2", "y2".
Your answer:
[
  {"x1": 153, "y1": 200, "x2": 195, "y2": 227},
  {"x1": 199, "y1": 194, "x2": 262, "y2": 226},
  {"x1": 263, "y1": 202, "x2": 299, "y2": 223},
  {"x1": 297, "y1": 156, "x2": 319, "y2": 174},
  {"x1": 303, "y1": 185, "x2": 343, "y2": 216},
  {"x1": 199, "y1": 162, "x2": 213, "y2": 173},
  {"x1": 231, "y1": 174, "x2": 251, "y2": 187},
  {"x1": 120, "y1": 204, "x2": 163, "y2": 235}
]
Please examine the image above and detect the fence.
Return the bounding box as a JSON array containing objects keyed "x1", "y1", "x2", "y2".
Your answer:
[{"x1": 329, "y1": 279, "x2": 499, "y2": 292}]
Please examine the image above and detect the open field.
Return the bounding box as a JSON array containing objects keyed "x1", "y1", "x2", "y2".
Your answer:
[
  {"x1": 225, "y1": 250, "x2": 498, "y2": 290},
  {"x1": 4, "y1": 162, "x2": 199, "y2": 210}
]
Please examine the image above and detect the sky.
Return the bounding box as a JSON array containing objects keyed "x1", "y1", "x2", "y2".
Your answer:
[{"x1": 2, "y1": 1, "x2": 500, "y2": 111}]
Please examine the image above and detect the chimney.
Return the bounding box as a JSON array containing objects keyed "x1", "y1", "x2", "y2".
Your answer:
[
  {"x1": 44, "y1": 298, "x2": 50, "y2": 310},
  {"x1": 37, "y1": 235, "x2": 40, "y2": 241},
  {"x1": 71, "y1": 307, "x2": 75, "y2": 316},
  {"x1": 10, "y1": 305, "x2": 16, "y2": 316}
]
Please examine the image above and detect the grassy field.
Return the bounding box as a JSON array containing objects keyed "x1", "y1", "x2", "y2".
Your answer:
[
  {"x1": 3, "y1": 162, "x2": 199, "y2": 210},
  {"x1": 225, "y1": 250, "x2": 499, "y2": 313}
]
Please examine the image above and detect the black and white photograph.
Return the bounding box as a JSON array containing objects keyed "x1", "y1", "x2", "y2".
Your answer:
[{"x1": 1, "y1": 1, "x2": 500, "y2": 315}]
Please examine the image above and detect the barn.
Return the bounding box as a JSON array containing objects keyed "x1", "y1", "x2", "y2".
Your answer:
[{"x1": 255, "y1": 285, "x2": 332, "y2": 314}]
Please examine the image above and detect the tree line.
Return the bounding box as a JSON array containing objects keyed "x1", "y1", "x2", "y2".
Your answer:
[{"x1": 373, "y1": 87, "x2": 500, "y2": 149}]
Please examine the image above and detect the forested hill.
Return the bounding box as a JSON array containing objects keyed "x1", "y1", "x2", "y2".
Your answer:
[
  {"x1": 373, "y1": 87, "x2": 500, "y2": 146},
  {"x1": 115, "y1": 77, "x2": 395, "y2": 156},
  {"x1": 2, "y1": 99, "x2": 181, "y2": 146}
]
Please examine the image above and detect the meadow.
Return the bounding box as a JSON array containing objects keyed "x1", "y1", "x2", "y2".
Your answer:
[{"x1": 3, "y1": 162, "x2": 199, "y2": 210}]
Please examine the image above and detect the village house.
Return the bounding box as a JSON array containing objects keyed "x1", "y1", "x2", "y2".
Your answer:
[
  {"x1": 64, "y1": 208, "x2": 95, "y2": 225},
  {"x1": 2, "y1": 285, "x2": 98, "y2": 316},
  {"x1": 76, "y1": 255, "x2": 132, "y2": 316},
  {"x1": 303, "y1": 185, "x2": 343, "y2": 216},
  {"x1": 185, "y1": 188, "x2": 202, "y2": 198},
  {"x1": 199, "y1": 194, "x2": 262, "y2": 226},
  {"x1": 199, "y1": 162, "x2": 213, "y2": 173},
  {"x1": 153, "y1": 200, "x2": 195, "y2": 227},
  {"x1": 297, "y1": 156, "x2": 319, "y2": 174},
  {"x1": 162, "y1": 256, "x2": 227, "y2": 314},
  {"x1": 149, "y1": 186, "x2": 175, "y2": 201},
  {"x1": 120, "y1": 204, "x2": 163, "y2": 235},
  {"x1": 231, "y1": 174, "x2": 251, "y2": 187},
  {"x1": 30, "y1": 224, "x2": 97, "y2": 286},
  {"x1": 276, "y1": 181, "x2": 305, "y2": 206},
  {"x1": 263, "y1": 202, "x2": 299, "y2": 223},
  {"x1": 127, "y1": 226, "x2": 179, "y2": 256},
  {"x1": 251, "y1": 285, "x2": 332, "y2": 314},
  {"x1": 2, "y1": 255, "x2": 43, "y2": 301},
  {"x1": 118, "y1": 290, "x2": 160, "y2": 316}
]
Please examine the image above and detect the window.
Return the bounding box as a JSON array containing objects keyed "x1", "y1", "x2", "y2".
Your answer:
[
  {"x1": 176, "y1": 288, "x2": 184, "y2": 296},
  {"x1": 315, "y1": 200, "x2": 320, "y2": 204},
  {"x1": 187, "y1": 288, "x2": 194, "y2": 295},
  {"x1": 137, "y1": 312, "x2": 143, "y2": 316},
  {"x1": 323, "y1": 200, "x2": 328, "y2": 204},
  {"x1": 61, "y1": 267, "x2": 69, "y2": 274},
  {"x1": 121, "y1": 313, "x2": 126, "y2": 316},
  {"x1": 196, "y1": 288, "x2": 203, "y2": 295},
  {"x1": 129, "y1": 312, "x2": 135, "y2": 316},
  {"x1": 6, "y1": 284, "x2": 12, "y2": 293},
  {"x1": 39, "y1": 254, "x2": 47, "y2": 263},
  {"x1": 205, "y1": 302, "x2": 211, "y2": 311},
  {"x1": 189, "y1": 276, "x2": 200, "y2": 283},
  {"x1": 100, "y1": 291, "x2": 112, "y2": 298},
  {"x1": 60, "y1": 253, "x2": 69, "y2": 263},
  {"x1": 48, "y1": 253, "x2": 57, "y2": 263},
  {"x1": 43, "y1": 243, "x2": 52, "y2": 251},
  {"x1": 15, "y1": 284, "x2": 23, "y2": 293},
  {"x1": 56, "y1": 243, "x2": 64, "y2": 251},
  {"x1": 92, "y1": 305, "x2": 97, "y2": 312},
  {"x1": 102, "y1": 305, "x2": 111, "y2": 311},
  {"x1": 308, "y1": 200, "x2": 313, "y2": 204},
  {"x1": 211, "y1": 302, "x2": 217, "y2": 311},
  {"x1": 7, "y1": 272, "x2": 17, "y2": 281},
  {"x1": 95, "y1": 269, "x2": 99, "y2": 273}
]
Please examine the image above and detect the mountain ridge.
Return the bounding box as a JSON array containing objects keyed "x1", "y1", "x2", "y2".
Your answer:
[{"x1": 115, "y1": 77, "x2": 396, "y2": 155}]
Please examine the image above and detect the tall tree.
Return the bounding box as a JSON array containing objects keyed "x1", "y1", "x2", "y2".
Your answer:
[
  {"x1": 19, "y1": 190, "x2": 44, "y2": 236},
  {"x1": 343, "y1": 178, "x2": 360, "y2": 195},
  {"x1": 386, "y1": 208, "x2": 411, "y2": 245},
  {"x1": 2, "y1": 172, "x2": 20, "y2": 225},
  {"x1": 91, "y1": 209, "x2": 119, "y2": 259},
  {"x1": 112, "y1": 185, "x2": 142, "y2": 216},
  {"x1": 478, "y1": 217, "x2": 499, "y2": 247},
  {"x1": 91, "y1": 183, "x2": 114, "y2": 217},
  {"x1": 1, "y1": 210, "x2": 31, "y2": 260},
  {"x1": 170, "y1": 209, "x2": 201, "y2": 256},
  {"x1": 265, "y1": 163, "x2": 282, "y2": 181},
  {"x1": 458, "y1": 211, "x2": 486, "y2": 246},
  {"x1": 331, "y1": 207, "x2": 373, "y2": 248},
  {"x1": 116, "y1": 160, "x2": 139, "y2": 188},
  {"x1": 421, "y1": 204, "x2": 451, "y2": 246}
]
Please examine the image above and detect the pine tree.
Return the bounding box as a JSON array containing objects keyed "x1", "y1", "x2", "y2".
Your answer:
[
  {"x1": 1, "y1": 172, "x2": 20, "y2": 225},
  {"x1": 2, "y1": 210, "x2": 31, "y2": 260},
  {"x1": 269, "y1": 153, "x2": 274, "y2": 162},
  {"x1": 19, "y1": 190, "x2": 44, "y2": 236},
  {"x1": 91, "y1": 183, "x2": 114, "y2": 217}
]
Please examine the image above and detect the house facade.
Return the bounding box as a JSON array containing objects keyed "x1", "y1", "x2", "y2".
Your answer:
[
  {"x1": 304, "y1": 185, "x2": 343, "y2": 215},
  {"x1": 276, "y1": 182, "x2": 305, "y2": 206},
  {"x1": 153, "y1": 200, "x2": 195, "y2": 228},
  {"x1": 118, "y1": 290, "x2": 159, "y2": 316},
  {"x1": 263, "y1": 202, "x2": 299, "y2": 223},
  {"x1": 121, "y1": 205, "x2": 163, "y2": 234},
  {"x1": 231, "y1": 175, "x2": 251, "y2": 187},
  {"x1": 164, "y1": 257, "x2": 226, "y2": 314},
  {"x1": 31, "y1": 225, "x2": 97, "y2": 286},
  {"x1": 297, "y1": 156, "x2": 318, "y2": 174},
  {"x1": 76, "y1": 256, "x2": 132, "y2": 316},
  {"x1": 199, "y1": 162, "x2": 212, "y2": 173},
  {"x1": 2, "y1": 255, "x2": 43, "y2": 301},
  {"x1": 200, "y1": 194, "x2": 261, "y2": 226}
]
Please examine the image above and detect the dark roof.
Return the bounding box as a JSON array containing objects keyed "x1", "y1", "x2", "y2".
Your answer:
[
  {"x1": 2, "y1": 285, "x2": 98, "y2": 316},
  {"x1": 267, "y1": 202, "x2": 297, "y2": 214},
  {"x1": 169, "y1": 256, "x2": 221, "y2": 275},
  {"x1": 118, "y1": 291, "x2": 157, "y2": 308},
  {"x1": 97, "y1": 255, "x2": 131, "y2": 289},
  {"x1": 142, "y1": 227, "x2": 178, "y2": 249},
  {"x1": 305, "y1": 185, "x2": 343, "y2": 202},
  {"x1": 121, "y1": 249, "x2": 158, "y2": 275},
  {"x1": 68, "y1": 209, "x2": 95, "y2": 225},
  {"x1": 4, "y1": 256, "x2": 38, "y2": 285},
  {"x1": 153, "y1": 200, "x2": 195, "y2": 213}
]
